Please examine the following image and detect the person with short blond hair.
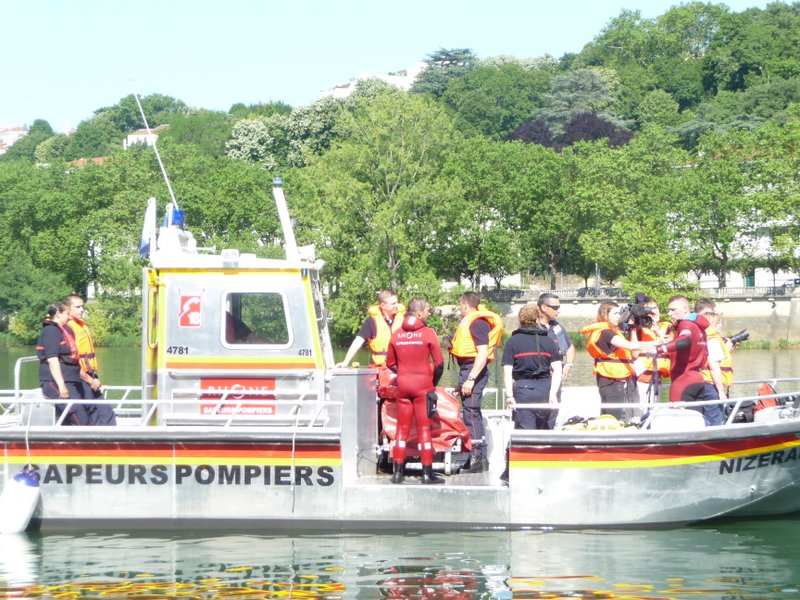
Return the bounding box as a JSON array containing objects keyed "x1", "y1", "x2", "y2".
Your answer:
[
  {"x1": 648, "y1": 295, "x2": 720, "y2": 425},
  {"x1": 336, "y1": 290, "x2": 405, "y2": 367}
]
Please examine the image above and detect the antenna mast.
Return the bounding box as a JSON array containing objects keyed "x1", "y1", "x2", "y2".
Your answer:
[{"x1": 130, "y1": 81, "x2": 180, "y2": 209}]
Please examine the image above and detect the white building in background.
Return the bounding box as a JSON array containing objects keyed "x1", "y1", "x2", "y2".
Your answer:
[
  {"x1": 123, "y1": 124, "x2": 169, "y2": 150},
  {"x1": 319, "y1": 62, "x2": 428, "y2": 100},
  {"x1": 0, "y1": 126, "x2": 27, "y2": 155}
]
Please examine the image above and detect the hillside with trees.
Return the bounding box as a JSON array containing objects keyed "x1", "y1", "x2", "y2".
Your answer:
[{"x1": 1, "y1": 1, "x2": 800, "y2": 344}]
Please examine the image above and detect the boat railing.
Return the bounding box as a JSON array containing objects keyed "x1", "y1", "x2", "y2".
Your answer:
[
  {"x1": 9, "y1": 356, "x2": 340, "y2": 428},
  {"x1": 161, "y1": 385, "x2": 339, "y2": 428},
  {"x1": 12, "y1": 356, "x2": 38, "y2": 400},
  {"x1": 3, "y1": 392, "x2": 343, "y2": 429},
  {"x1": 507, "y1": 380, "x2": 800, "y2": 429}
]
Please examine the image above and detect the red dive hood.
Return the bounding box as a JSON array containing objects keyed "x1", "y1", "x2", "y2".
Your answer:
[
  {"x1": 401, "y1": 316, "x2": 427, "y2": 332},
  {"x1": 678, "y1": 313, "x2": 710, "y2": 330}
]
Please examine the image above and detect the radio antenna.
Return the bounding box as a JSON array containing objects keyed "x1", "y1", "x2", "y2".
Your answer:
[{"x1": 130, "y1": 81, "x2": 180, "y2": 209}]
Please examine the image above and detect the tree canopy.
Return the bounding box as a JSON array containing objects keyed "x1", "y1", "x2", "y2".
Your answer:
[{"x1": 2, "y1": 3, "x2": 800, "y2": 344}]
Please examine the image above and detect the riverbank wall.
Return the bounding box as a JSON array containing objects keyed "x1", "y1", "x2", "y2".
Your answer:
[{"x1": 491, "y1": 296, "x2": 800, "y2": 342}]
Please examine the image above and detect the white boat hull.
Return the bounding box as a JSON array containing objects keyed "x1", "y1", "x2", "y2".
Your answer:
[{"x1": 3, "y1": 383, "x2": 800, "y2": 531}]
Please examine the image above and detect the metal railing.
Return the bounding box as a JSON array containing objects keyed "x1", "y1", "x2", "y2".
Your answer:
[
  {"x1": 8, "y1": 356, "x2": 341, "y2": 429},
  {"x1": 485, "y1": 286, "x2": 797, "y2": 303},
  {"x1": 2, "y1": 391, "x2": 343, "y2": 429},
  {"x1": 502, "y1": 377, "x2": 800, "y2": 429}
]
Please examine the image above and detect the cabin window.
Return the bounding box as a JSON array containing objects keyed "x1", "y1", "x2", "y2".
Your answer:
[{"x1": 225, "y1": 292, "x2": 290, "y2": 345}]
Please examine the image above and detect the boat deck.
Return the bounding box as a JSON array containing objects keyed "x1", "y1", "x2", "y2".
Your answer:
[{"x1": 358, "y1": 470, "x2": 502, "y2": 487}]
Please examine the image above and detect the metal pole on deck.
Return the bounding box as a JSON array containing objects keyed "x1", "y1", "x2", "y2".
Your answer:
[{"x1": 272, "y1": 177, "x2": 299, "y2": 261}]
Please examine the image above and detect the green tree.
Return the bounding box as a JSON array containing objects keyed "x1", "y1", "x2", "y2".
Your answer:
[
  {"x1": 670, "y1": 129, "x2": 755, "y2": 287},
  {"x1": 291, "y1": 89, "x2": 460, "y2": 341},
  {"x1": 410, "y1": 48, "x2": 479, "y2": 97},
  {"x1": 442, "y1": 62, "x2": 553, "y2": 138},
  {"x1": 569, "y1": 126, "x2": 694, "y2": 295},
  {"x1": 434, "y1": 138, "x2": 536, "y2": 286},
  {"x1": 34, "y1": 134, "x2": 71, "y2": 163},
  {"x1": 161, "y1": 111, "x2": 233, "y2": 157},
  {"x1": 734, "y1": 111, "x2": 800, "y2": 272},
  {"x1": 0, "y1": 240, "x2": 71, "y2": 342},
  {"x1": 0, "y1": 160, "x2": 76, "y2": 339},
  {"x1": 229, "y1": 101, "x2": 292, "y2": 120},
  {"x1": 637, "y1": 89, "x2": 683, "y2": 127},
  {"x1": 704, "y1": 3, "x2": 800, "y2": 93},
  {"x1": 62, "y1": 94, "x2": 188, "y2": 160},
  {"x1": 64, "y1": 111, "x2": 121, "y2": 160},
  {"x1": 101, "y1": 93, "x2": 189, "y2": 133},
  {"x1": 0, "y1": 119, "x2": 54, "y2": 162},
  {"x1": 533, "y1": 69, "x2": 625, "y2": 134}
]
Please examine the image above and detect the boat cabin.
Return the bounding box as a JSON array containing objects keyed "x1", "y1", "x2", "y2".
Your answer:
[{"x1": 140, "y1": 182, "x2": 354, "y2": 429}]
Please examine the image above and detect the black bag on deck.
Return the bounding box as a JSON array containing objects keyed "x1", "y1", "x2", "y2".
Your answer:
[{"x1": 426, "y1": 391, "x2": 438, "y2": 418}]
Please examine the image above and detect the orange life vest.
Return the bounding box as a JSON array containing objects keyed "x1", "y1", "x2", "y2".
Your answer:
[
  {"x1": 36, "y1": 319, "x2": 80, "y2": 364},
  {"x1": 67, "y1": 317, "x2": 99, "y2": 373},
  {"x1": 366, "y1": 304, "x2": 406, "y2": 365},
  {"x1": 700, "y1": 328, "x2": 733, "y2": 387},
  {"x1": 636, "y1": 326, "x2": 671, "y2": 383},
  {"x1": 580, "y1": 321, "x2": 635, "y2": 380},
  {"x1": 755, "y1": 382, "x2": 780, "y2": 412},
  {"x1": 449, "y1": 306, "x2": 504, "y2": 363}
]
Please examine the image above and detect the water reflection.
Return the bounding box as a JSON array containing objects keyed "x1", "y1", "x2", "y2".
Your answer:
[
  {"x1": 1, "y1": 520, "x2": 799, "y2": 598},
  {"x1": 0, "y1": 533, "x2": 38, "y2": 587}
]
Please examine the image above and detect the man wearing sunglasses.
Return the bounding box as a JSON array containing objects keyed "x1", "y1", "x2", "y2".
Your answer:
[{"x1": 536, "y1": 293, "x2": 576, "y2": 387}]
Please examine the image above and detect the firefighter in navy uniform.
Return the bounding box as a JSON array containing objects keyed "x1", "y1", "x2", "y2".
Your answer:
[
  {"x1": 502, "y1": 304, "x2": 563, "y2": 430},
  {"x1": 36, "y1": 303, "x2": 89, "y2": 425}
]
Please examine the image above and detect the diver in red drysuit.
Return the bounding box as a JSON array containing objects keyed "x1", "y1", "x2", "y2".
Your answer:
[
  {"x1": 660, "y1": 315, "x2": 709, "y2": 402},
  {"x1": 655, "y1": 296, "x2": 711, "y2": 404},
  {"x1": 386, "y1": 298, "x2": 445, "y2": 484}
]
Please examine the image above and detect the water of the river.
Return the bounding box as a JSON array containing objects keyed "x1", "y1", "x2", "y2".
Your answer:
[
  {"x1": 3, "y1": 347, "x2": 800, "y2": 598},
  {"x1": 2, "y1": 520, "x2": 800, "y2": 598}
]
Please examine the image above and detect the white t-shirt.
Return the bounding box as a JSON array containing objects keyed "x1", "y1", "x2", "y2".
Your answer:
[{"x1": 707, "y1": 336, "x2": 725, "y2": 363}]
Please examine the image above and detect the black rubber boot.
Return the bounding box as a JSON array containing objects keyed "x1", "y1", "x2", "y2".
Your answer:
[
  {"x1": 421, "y1": 465, "x2": 444, "y2": 485},
  {"x1": 391, "y1": 461, "x2": 404, "y2": 484},
  {"x1": 466, "y1": 448, "x2": 485, "y2": 473}
]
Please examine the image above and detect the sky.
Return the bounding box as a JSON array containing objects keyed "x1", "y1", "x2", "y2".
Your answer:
[{"x1": 1, "y1": 0, "x2": 774, "y2": 133}]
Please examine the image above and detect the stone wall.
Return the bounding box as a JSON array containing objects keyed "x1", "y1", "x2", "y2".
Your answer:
[{"x1": 494, "y1": 297, "x2": 800, "y2": 341}]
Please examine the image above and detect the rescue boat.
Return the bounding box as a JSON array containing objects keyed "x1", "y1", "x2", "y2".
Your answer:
[{"x1": 2, "y1": 178, "x2": 800, "y2": 532}]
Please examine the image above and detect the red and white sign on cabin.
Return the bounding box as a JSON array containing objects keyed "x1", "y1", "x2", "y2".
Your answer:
[
  {"x1": 200, "y1": 378, "x2": 276, "y2": 415},
  {"x1": 178, "y1": 295, "x2": 202, "y2": 328}
]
